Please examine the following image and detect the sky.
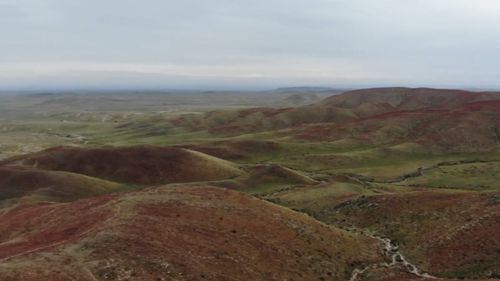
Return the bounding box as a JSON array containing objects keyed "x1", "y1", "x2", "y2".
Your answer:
[{"x1": 1, "y1": 0, "x2": 500, "y2": 90}]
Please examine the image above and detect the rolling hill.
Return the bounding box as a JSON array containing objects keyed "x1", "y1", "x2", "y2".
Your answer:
[
  {"x1": 169, "y1": 87, "x2": 500, "y2": 152},
  {"x1": 268, "y1": 185, "x2": 500, "y2": 280},
  {"x1": 331, "y1": 190, "x2": 500, "y2": 279},
  {"x1": 0, "y1": 165, "x2": 124, "y2": 208},
  {"x1": 2, "y1": 146, "x2": 244, "y2": 185},
  {"x1": 1, "y1": 87, "x2": 499, "y2": 281},
  {"x1": 0, "y1": 186, "x2": 382, "y2": 281}
]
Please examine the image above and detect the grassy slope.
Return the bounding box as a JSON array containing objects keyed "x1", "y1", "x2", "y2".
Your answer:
[
  {"x1": 0, "y1": 88, "x2": 499, "y2": 280},
  {"x1": 0, "y1": 186, "x2": 382, "y2": 281},
  {"x1": 0, "y1": 166, "x2": 127, "y2": 209},
  {"x1": 403, "y1": 161, "x2": 500, "y2": 190},
  {"x1": 266, "y1": 184, "x2": 500, "y2": 279},
  {"x1": 3, "y1": 146, "x2": 244, "y2": 185}
]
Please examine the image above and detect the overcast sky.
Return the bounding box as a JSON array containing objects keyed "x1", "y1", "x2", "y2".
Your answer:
[{"x1": 1, "y1": 0, "x2": 500, "y2": 90}]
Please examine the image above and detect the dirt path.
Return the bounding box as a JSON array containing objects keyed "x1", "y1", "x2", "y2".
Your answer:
[
  {"x1": 348, "y1": 159, "x2": 500, "y2": 184},
  {"x1": 347, "y1": 227, "x2": 435, "y2": 281}
]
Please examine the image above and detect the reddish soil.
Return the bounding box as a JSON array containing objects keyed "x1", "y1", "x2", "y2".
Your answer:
[
  {"x1": 359, "y1": 267, "x2": 496, "y2": 281},
  {"x1": 3, "y1": 146, "x2": 243, "y2": 185},
  {"x1": 0, "y1": 165, "x2": 121, "y2": 203},
  {"x1": 324, "y1": 190, "x2": 500, "y2": 279},
  {"x1": 0, "y1": 194, "x2": 115, "y2": 262},
  {"x1": 291, "y1": 98, "x2": 500, "y2": 152},
  {"x1": 0, "y1": 186, "x2": 383, "y2": 281},
  {"x1": 322, "y1": 88, "x2": 498, "y2": 109},
  {"x1": 169, "y1": 87, "x2": 500, "y2": 153}
]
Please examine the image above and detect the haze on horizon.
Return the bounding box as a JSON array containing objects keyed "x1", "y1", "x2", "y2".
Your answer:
[{"x1": 1, "y1": 0, "x2": 500, "y2": 90}]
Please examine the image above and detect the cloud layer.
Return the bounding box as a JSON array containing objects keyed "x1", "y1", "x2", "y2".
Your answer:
[{"x1": 1, "y1": 0, "x2": 499, "y2": 89}]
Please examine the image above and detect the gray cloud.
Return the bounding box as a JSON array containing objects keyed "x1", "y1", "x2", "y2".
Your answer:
[{"x1": 0, "y1": 0, "x2": 499, "y2": 89}]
